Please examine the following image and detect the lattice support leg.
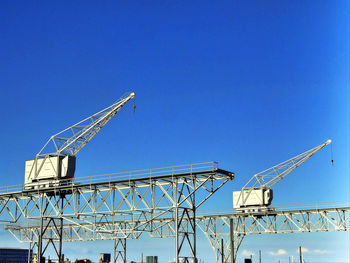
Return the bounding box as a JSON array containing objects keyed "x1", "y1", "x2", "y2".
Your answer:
[
  {"x1": 175, "y1": 206, "x2": 196, "y2": 263},
  {"x1": 37, "y1": 217, "x2": 64, "y2": 263},
  {"x1": 28, "y1": 241, "x2": 36, "y2": 263},
  {"x1": 113, "y1": 238, "x2": 127, "y2": 263}
]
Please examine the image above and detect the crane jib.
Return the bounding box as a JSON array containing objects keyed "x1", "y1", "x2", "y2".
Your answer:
[{"x1": 24, "y1": 92, "x2": 136, "y2": 188}]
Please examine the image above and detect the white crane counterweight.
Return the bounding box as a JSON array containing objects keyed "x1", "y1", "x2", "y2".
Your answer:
[{"x1": 24, "y1": 92, "x2": 135, "y2": 188}]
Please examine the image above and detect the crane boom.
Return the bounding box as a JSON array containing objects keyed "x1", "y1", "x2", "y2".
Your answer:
[
  {"x1": 243, "y1": 139, "x2": 331, "y2": 190},
  {"x1": 37, "y1": 92, "x2": 135, "y2": 157},
  {"x1": 233, "y1": 139, "x2": 331, "y2": 212},
  {"x1": 24, "y1": 92, "x2": 135, "y2": 187}
]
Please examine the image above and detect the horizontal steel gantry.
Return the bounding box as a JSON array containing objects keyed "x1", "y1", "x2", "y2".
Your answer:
[
  {"x1": 5, "y1": 205, "x2": 350, "y2": 263},
  {"x1": 0, "y1": 162, "x2": 233, "y2": 221},
  {"x1": 0, "y1": 162, "x2": 234, "y2": 263},
  {"x1": 198, "y1": 205, "x2": 350, "y2": 263}
]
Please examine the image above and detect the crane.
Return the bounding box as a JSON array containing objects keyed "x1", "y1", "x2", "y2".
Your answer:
[
  {"x1": 24, "y1": 92, "x2": 135, "y2": 188},
  {"x1": 233, "y1": 139, "x2": 332, "y2": 213}
]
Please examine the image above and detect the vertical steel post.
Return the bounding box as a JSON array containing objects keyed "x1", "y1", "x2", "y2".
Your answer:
[
  {"x1": 174, "y1": 177, "x2": 197, "y2": 263},
  {"x1": 259, "y1": 250, "x2": 261, "y2": 263},
  {"x1": 124, "y1": 239, "x2": 126, "y2": 263},
  {"x1": 58, "y1": 198, "x2": 64, "y2": 263},
  {"x1": 28, "y1": 242, "x2": 32, "y2": 263},
  {"x1": 299, "y1": 246, "x2": 302, "y2": 263},
  {"x1": 175, "y1": 195, "x2": 179, "y2": 263},
  {"x1": 113, "y1": 239, "x2": 116, "y2": 263},
  {"x1": 230, "y1": 219, "x2": 234, "y2": 263},
  {"x1": 114, "y1": 238, "x2": 127, "y2": 263},
  {"x1": 58, "y1": 217, "x2": 63, "y2": 263},
  {"x1": 38, "y1": 208, "x2": 44, "y2": 263},
  {"x1": 221, "y1": 239, "x2": 224, "y2": 263},
  {"x1": 193, "y1": 187, "x2": 197, "y2": 263}
]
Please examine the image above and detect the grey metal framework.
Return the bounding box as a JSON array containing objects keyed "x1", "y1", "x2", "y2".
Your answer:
[
  {"x1": 234, "y1": 140, "x2": 331, "y2": 211},
  {"x1": 26, "y1": 92, "x2": 135, "y2": 184},
  {"x1": 37, "y1": 92, "x2": 135, "y2": 157},
  {"x1": 242, "y1": 140, "x2": 331, "y2": 190},
  {"x1": 0, "y1": 162, "x2": 234, "y2": 263},
  {"x1": 113, "y1": 238, "x2": 126, "y2": 263},
  {"x1": 5, "y1": 205, "x2": 350, "y2": 263},
  {"x1": 197, "y1": 206, "x2": 350, "y2": 263}
]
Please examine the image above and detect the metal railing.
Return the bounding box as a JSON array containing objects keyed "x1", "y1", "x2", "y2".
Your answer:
[
  {"x1": 196, "y1": 201, "x2": 350, "y2": 216},
  {"x1": 0, "y1": 161, "x2": 218, "y2": 195}
]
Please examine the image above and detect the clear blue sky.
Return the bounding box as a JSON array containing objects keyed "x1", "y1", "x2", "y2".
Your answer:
[{"x1": 0, "y1": 0, "x2": 349, "y2": 262}]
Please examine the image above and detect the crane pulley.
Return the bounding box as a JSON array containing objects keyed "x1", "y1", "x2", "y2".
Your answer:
[
  {"x1": 24, "y1": 92, "x2": 135, "y2": 188},
  {"x1": 233, "y1": 139, "x2": 332, "y2": 213}
]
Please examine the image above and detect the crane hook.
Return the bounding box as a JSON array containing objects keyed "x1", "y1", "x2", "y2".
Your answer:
[
  {"x1": 331, "y1": 143, "x2": 334, "y2": 166},
  {"x1": 133, "y1": 100, "x2": 136, "y2": 114}
]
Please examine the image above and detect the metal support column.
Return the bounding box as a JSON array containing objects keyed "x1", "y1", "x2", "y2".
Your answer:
[
  {"x1": 38, "y1": 217, "x2": 64, "y2": 263},
  {"x1": 230, "y1": 219, "x2": 234, "y2": 263},
  {"x1": 175, "y1": 178, "x2": 197, "y2": 263},
  {"x1": 221, "y1": 239, "x2": 224, "y2": 263},
  {"x1": 37, "y1": 196, "x2": 64, "y2": 263},
  {"x1": 113, "y1": 238, "x2": 127, "y2": 263},
  {"x1": 28, "y1": 241, "x2": 36, "y2": 263}
]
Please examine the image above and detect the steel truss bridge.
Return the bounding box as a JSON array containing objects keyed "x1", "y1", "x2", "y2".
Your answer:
[
  {"x1": 0, "y1": 162, "x2": 349, "y2": 263},
  {"x1": 5, "y1": 205, "x2": 350, "y2": 263},
  {"x1": 0, "y1": 162, "x2": 234, "y2": 263}
]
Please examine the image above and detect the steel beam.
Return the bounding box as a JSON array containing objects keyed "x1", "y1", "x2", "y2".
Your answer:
[
  {"x1": 113, "y1": 238, "x2": 126, "y2": 263},
  {"x1": 6, "y1": 206, "x2": 350, "y2": 263},
  {"x1": 196, "y1": 206, "x2": 350, "y2": 263},
  {"x1": 1, "y1": 162, "x2": 234, "y2": 263}
]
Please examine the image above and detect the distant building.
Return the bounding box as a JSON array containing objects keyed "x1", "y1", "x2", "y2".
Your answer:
[
  {"x1": 0, "y1": 248, "x2": 32, "y2": 263},
  {"x1": 74, "y1": 259, "x2": 91, "y2": 263},
  {"x1": 146, "y1": 256, "x2": 158, "y2": 263},
  {"x1": 99, "y1": 253, "x2": 111, "y2": 263},
  {"x1": 169, "y1": 258, "x2": 198, "y2": 263}
]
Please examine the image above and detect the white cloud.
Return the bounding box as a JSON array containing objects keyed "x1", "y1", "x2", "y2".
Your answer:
[
  {"x1": 268, "y1": 249, "x2": 287, "y2": 256},
  {"x1": 298, "y1": 247, "x2": 310, "y2": 254},
  {"x1": 313, "y1": 249, "x2": 331, "y2": 255},
  {"x1": 241, "y1": 250, "x2": 255, "y2": 256},
  {"x1": 296, "y1": 247, "x2": 332, "y2": 255}
]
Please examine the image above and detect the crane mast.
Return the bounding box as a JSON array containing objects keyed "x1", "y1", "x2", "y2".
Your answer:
[
  {"x1": 24, "y1": 92, "x2": 135, "y2": 188},
  {"x1": 233, "y1": 139, "x2": 332, "y2": 213}
]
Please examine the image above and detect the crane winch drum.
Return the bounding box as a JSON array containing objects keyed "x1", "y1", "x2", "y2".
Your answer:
[{"x1": 24, "y1": 92, "x2": 135, "y2": 189}]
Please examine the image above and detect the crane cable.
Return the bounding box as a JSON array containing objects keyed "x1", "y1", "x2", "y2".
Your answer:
[
  {"x1": 133, "y1": 98, "x2": 136, "y2": 114},
  {"x1": 331, "y1": 142, "x2": 334, "y2": 166}
]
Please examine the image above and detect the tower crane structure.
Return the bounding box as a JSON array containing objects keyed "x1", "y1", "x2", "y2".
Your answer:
[
  {"x1": 232, "y1": 140, "x2": 332, "y2": 213},
  {"x1": 0, "y1": 92, "x2": 234, "y2": 263},
  {"x1": 25, "y1": 92, "x2": 136, "y2": 188},
  {"x1": 0, "y1": 91, "x2": 347, "y2": 263},
  {"x1": 2, "y1": 137, "x2": 341, "y2": 263},
  {"x1": 0, "y1": 162, "x2": 234, "y2": 263}
]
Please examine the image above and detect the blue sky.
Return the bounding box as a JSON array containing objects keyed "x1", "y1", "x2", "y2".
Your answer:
[{"x1": 0, "y1": 0, "x2": 349, "y2": 262}]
